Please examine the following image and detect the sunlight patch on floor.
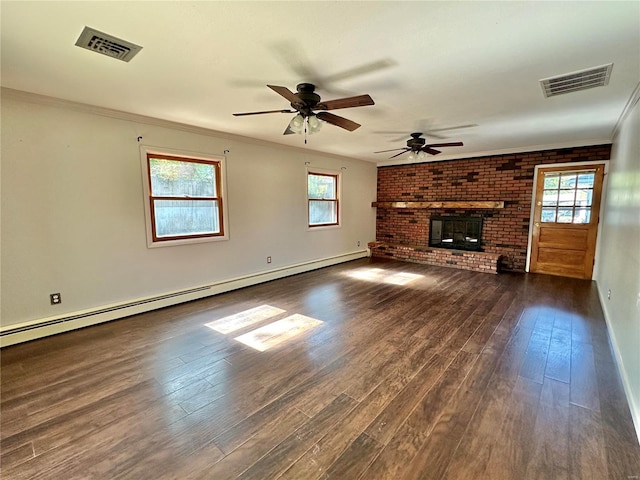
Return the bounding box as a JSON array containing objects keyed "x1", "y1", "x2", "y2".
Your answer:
[
  {"x1": 233, "y1": 314, "x2": 323, "y2": 352},
  {"x1": 385, "y1": 272, "x2": 424, "y2": 285},
  {"x1": 204, "y1": 305, "x2": 285, "y2": 334},
  {"x1": 346, "y1": 268, "x2": 424, "y2": 285}
]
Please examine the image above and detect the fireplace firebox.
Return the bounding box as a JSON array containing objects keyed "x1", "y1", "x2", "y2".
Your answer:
[{"x1": 429, "y1": 216, "x2": 483, "y2": 251}]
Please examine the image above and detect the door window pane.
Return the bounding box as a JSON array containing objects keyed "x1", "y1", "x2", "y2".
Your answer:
[
  {"x1": 577, "y1": 173, "x2": 595, "y2": 188},
  {"x1": 541, "y1": 208, "x2": 557, "y2": 222},
  {"x1": 558, "y1": 189, "x2": 576, "y2": 206},
  {"x1": 575, "y1": 189, "x2": 593, "y2": 206},
  {"x1": 543, "y1": 190, "x2": 558, "y2": 206},
  {"x1": 544, "y1": 175, "x2": 559, "y2": 189},
  {"x1": 557, "y1": 208, "x2": 574, "y2": 223},
  {"x1": 560, "y1": 174, "x2": 577, "y2": 189},
  {"x1": 573, "y1": 208, "x2": 591, "y2": 224}
]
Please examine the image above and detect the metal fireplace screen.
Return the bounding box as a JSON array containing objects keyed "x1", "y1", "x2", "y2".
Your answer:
[{"x1": 429, "y1": 216, "x2": 483, "y2": 251}]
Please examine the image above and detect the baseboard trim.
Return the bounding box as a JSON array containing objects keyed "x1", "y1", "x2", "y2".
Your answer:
[
  {"x1": 596, "y1": 283, "x2": 640, "y2": 444},
  {"x1": 0, "y1": 251, "x2": 368, "y2": 347}
]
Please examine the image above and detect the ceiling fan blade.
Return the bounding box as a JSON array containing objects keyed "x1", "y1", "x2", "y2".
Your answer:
[
  {"x1": 423, "y1": 147, "x2": 441, "y2": 155},
  {"x1": 323, "y1": 59, "x2": 396, "y2": 83},
  {"x1": 271, "y1": 41, "x2": 319, "y2": 79},
  {"x1": 233, "y1": 109, "x2": 294, "y2": 116},
  {"x1": 422, "y1": 131, "x2": 448, "y2": 140},
  {"x1": 374, "y1": 147, "x2": 407, "y2": 154},
  {"x1": 388, "y1": 149, "x2": 410, "y2": 159},
  {"x1": 316, "y1": 112, "x2": 361, "y2": 131},
  {"x1": 425, "y1": 142, "x2": 464, "y2": 148},
  {"x1": 428, "y1": 124, "x2": 478, "y2": 132},
  {"x1": 316, "y1": 94, "x2": 375, "y2": 111},
  {"x1": 267, "y1": 85, "x2": 300, "y2": 104}
]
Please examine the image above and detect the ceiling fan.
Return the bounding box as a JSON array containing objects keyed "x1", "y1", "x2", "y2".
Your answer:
[
  {"x1": 233, "y1": 83, "x2": 374, "y2": 138},
  {"x1": 374, "y1": 132, "x2": 463, "y2": 160}
]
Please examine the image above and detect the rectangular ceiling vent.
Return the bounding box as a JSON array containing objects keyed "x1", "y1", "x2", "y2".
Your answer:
[
  {"x1": 540, "y1": 63, "x2": 613, "y2": 98},
  {"x1": 75, "y1": 26, "x2": 142, "y2": 62}
]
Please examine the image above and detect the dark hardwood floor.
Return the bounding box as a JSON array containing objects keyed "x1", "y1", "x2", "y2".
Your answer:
[{"x1": 1, "y1": 258, "x2": 639, "y2": 479}]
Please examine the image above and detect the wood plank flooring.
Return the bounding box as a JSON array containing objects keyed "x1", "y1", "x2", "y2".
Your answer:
[{"x1": 1, "y1": 258, "x2": 639, "y2": 479}]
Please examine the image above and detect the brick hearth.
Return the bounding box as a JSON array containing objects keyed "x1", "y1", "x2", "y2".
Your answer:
[{"x1": 368, "y1": 241, "x2": 501, "y2": 274}]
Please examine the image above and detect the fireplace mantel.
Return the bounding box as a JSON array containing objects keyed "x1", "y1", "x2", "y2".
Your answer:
[{"x1": 371, "y1": 201, "x2": 504, "y2": 209}]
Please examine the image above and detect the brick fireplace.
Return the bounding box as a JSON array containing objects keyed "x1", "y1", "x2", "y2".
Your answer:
[{"x1": 372, "y1": 144, "x2": 611, "y2": 272}]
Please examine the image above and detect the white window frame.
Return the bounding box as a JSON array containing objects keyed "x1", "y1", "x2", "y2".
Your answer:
[
  {"x1": 307, "y1": 167, "x2": 341, "y2": 230},
  {"x1": 140, "y1": 145, "x2": 229, "y2": 248}
]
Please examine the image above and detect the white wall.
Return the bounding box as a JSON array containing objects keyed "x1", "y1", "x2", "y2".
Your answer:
[
  {"x1": 595, "y1": 88, "x2": 640, "y2": 438},
  {"x1": 0, "y1": 90, "x2": 377, "y2": 338}
]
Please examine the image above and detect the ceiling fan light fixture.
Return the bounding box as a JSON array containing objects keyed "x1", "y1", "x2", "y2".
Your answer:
[
  {"x1": 308, "y1": 115, "x2": 323, "y2": 135},
  {"x1": 407, "y1": 151, "x2": 416, "y2": 162},
  {"x1": 288, "y1": 114, "x2": 305, "y2": 134}
]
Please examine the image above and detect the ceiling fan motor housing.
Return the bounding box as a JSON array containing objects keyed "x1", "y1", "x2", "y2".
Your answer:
[
  {"x1": 407, "y1": 133, "x2": 426, "y2": 150},
  {"x1": 294, "y1": 83, "x2": 321, "y2": 115}
]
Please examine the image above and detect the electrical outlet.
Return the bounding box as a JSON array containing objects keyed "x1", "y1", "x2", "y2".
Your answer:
[
  {"x1": 607, "y1": 289, "x2": 611, "y2": 300},
  {"x1": 267, "y1": 256, "x2": 272, "y2": 264},
  {"x1": 357, "y1": 240, "x2": 361, "y2": 247},
  {"x1": 50, "y1": 293, "x2": 62, "y2": 305}
]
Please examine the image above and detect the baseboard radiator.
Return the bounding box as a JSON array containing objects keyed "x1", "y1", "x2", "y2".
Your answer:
[
  {"x1": 0, "y1": 250, "x2": 369, "y2": 347},
  {"x1": 0, "y1": 286, "x2": 212, "y2": 337}
]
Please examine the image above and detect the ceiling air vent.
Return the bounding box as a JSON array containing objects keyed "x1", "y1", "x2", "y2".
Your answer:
[
  {"x1": 540, "y1": 63, "x2": 613, "y2": 98},
  {"x1": 75, "y1": 26, "x2": 142, "y2": 62}
]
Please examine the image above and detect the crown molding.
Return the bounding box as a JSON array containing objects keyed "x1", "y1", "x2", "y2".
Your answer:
[
  {"x1": 1, "y1": 87, "x2": 617, "y2": 168},
  {"x1": 0, "y1": 87, "x2": 365, "y2": 165}
]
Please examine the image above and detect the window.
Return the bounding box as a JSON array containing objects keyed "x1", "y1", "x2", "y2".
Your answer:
[
  {"x1": 541, "y1": 170, "x2": 595, "y2": 224},
  {"x1": 307, "y1": 171, "x2": 339, "y2": 227},
  {"x1": 141, "y1": 149, "x2": 227, "y2": 246}
]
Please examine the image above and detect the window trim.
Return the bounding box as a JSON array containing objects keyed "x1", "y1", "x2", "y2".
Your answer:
[
  {"x1": 140, "y1": 146, "x2": 229, "y2": 247},
  {"x1": 307, "y1": 168, "x2": 341, "y2": 229}
]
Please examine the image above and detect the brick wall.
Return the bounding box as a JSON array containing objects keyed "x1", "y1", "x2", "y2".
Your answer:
[{"x1": 375, "y1": 144, "x2": 611, "y2": 272}]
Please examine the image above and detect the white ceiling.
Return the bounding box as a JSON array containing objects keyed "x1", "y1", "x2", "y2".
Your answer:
[{"x1": 2, "y1": 1, "x2": 639, "y2": 165}]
